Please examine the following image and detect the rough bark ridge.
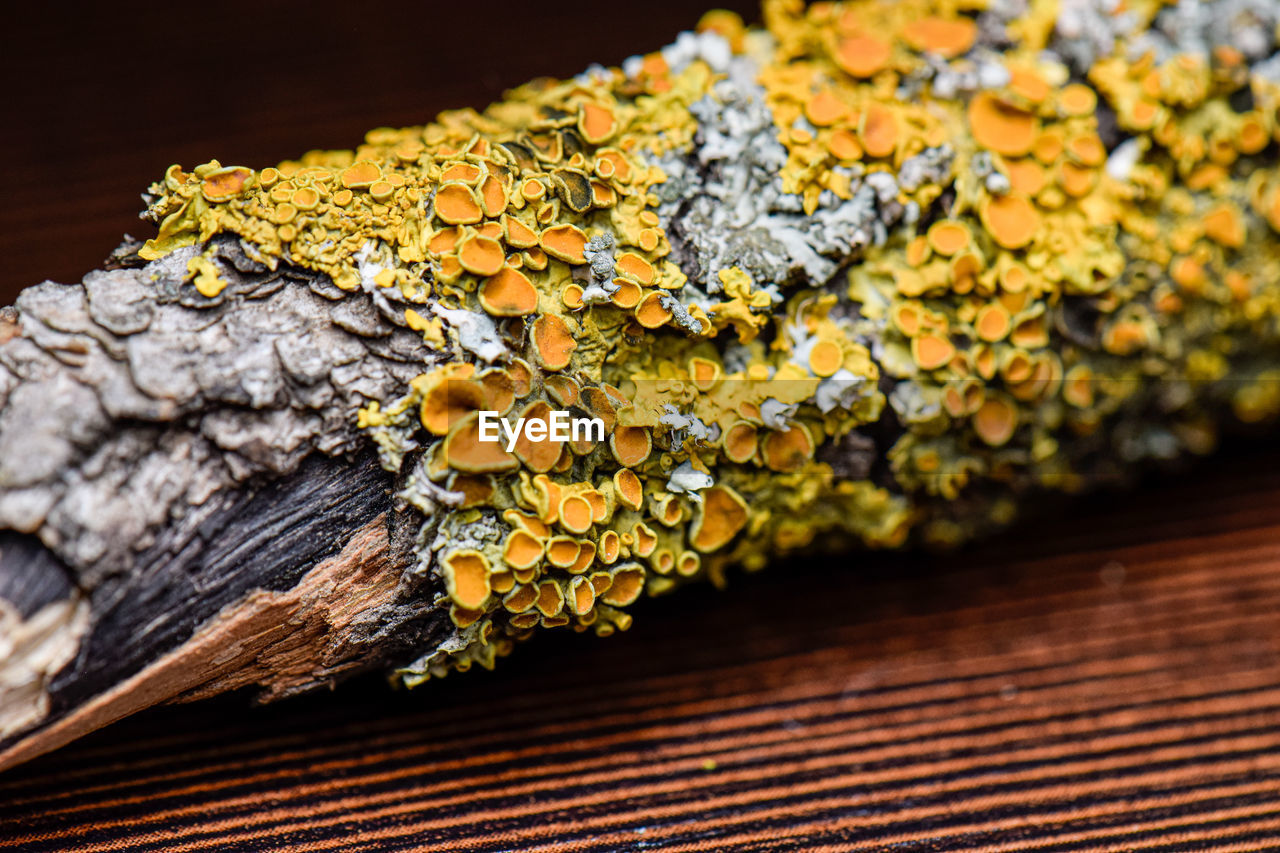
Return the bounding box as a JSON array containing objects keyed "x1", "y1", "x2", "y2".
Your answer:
[{"x1": 0, "y1": 239, "x2": 449, "y2": 770}]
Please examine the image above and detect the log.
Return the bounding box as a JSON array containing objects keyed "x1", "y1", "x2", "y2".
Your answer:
[{"x1": 4, "y1": 0, "x2": 1280, "y2": 772}]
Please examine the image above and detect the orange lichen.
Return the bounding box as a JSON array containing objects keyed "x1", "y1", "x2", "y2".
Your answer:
[
  {"x1": 1057, "y1": 83, "x2": 1097, "y2": 116},
  {"x1": 611, "y1": 279, "x2": 643, "y2": 309},
  {"x1": 579, "y1": 102, "x2": 617, "y2": 144},
  {"x1": 532, "y1": 314, "x2": 576, "y2": 370},
  {"x1": 859, "y1": 102, "x2": 898, "y2": 159},
  {"x1": 558, "y1": 495, "x2": 595, "y2": 535},
  {"x1": 598, "y1": 530, "x2": 621, "y2": 564},
  {"x1": 927, "y1": 221, "x2": 971, "y2": 256},
  {"x1": 444, "y1": 412, "x2": 518, "y2": 473},
  {"x1": 676, "y1": 551, "x2": 701, "y2": 577},
  {"x1": 457, "y1": 234, "x2": 506, "y2": 276},
  {"x1": 521, "y1": 178, "x2": 546, "y2": 202},
  {"x1": 1058, "y1": 161, "x2": 1096, "y2": 197},
  {"x1": 1067, "y1": 134, "x2": 1106, "y2": 167},
  {"x1": 689, "y1": 357, "x2": 721, "y2": 390},
  {"x1": 892, "y1": 302, "x2": 923, "y2": 336},
  {"x1": 912, "y1": 333, "x2": 955, "y2": 371},
  {"x1": 505, "y1": 359, "x2": 533, "y2": 397},
  {"x1": 806, "y1": 90, "x2": 849, "y2": 126},
  {"x1": 600, "y1": 565, "x2": 646, "y2": 607},
  {"x1": 761, "y1": 425, "x2": 814, "y2": 473},
  {"x1": 479, "y1": 267, "x2": 539, "y2": 316},
  {"x1": 1062, "y1": 366, "x2": 1095, "y2": 408},
  {"x1": 453, "y1": 474, "x2": 496, "y2": 508},
  {"x1": 540, "y1": 224, "x2": 588, "y2": 263},
  {"x1": 1240, "y1": 116, "x2": 1269, "y2": 154},
  {"x1": 503, "y1": 584, "x2": 538, "y2": 614},
  {"x1": 1005, "y1": 159, "x2": 1046, "y2": 196},
  {"x1": 808, "y1": 339, "x2": 844, "y2": 377},
  {"x1": 291, "y1": 187, "x2": 320, "y2": 211},
  {"x1": 442, "y1": 550, "x2": 491, "y2": 610},
  {"x1": 950, "y1": 252, "x2": 981, "y2": 292},
  {"x1": 969, "y1": 92, "x2": 1037, "y2": 157},
  {"x1": 489, "y1": 568, "x2": 516, "y2": 595},
  {"x1": 1008, "y1": 66, "x2": 1049, "y2": 105},
  {"x1": 614, "y1": 469, "x2": 643, "y2": 510},
  {"x1": 1171, "y1": 256, "x2": 1206, "y2": 291},
  {"x1": 570, "y1": 540, "x2": 597, "y2": 574},
  {"x1": 479, "y1": 175, "x2": 507, "y2": 217},
  {"x1": 632, "y1": 522, "x2": 658, "y2": 558},
  {"x1": 434, "y1": 183, "x2": 483, "y2": 224},
  {"x1": 1032, "y1": 130, "x2": 1064, "y2": 164},
  {"x1": 974, "y1": 303, "x2": 1011, "y2": 342},
  {"x1": 503, "y1": 215, "x2": 538, "y2": 248},
  {"x1": 535, "y1": 580, "x2": 565, "y2": 617},
  {"x1": 341, "y1": 161, "x2": 381, "y2": 189},
  {"x1": 980, "y1": 195, "x2": 1039, "y2": 249},
  {"x1": 690, "y1": 486, "x2": 749, "y2": 553},
  {"x1": 567, "y1": 576, "x2": 596, "y2": 615},
  {"x1": 1203, "y1": 204, "x2": 1245, "y2": 249},
  {"x1": 546, "y1": 536, "x2": 581, "y2": 568},
  {"x1": 1102, "y1": 319, "x2": 1149, "y2": 355},
  {"x1": 834, "y1": 35, "x2": 892, "y2": 78},
  {"x1": 828, "y1": 128, "x2": 862, "y2": 160},
  {"x1": 544, "y1": 374, "x2": 580, "y2": 408},
  {"x1": 973, "y1": 395, "x2": 1017, "y2": 447},
  {"x1": 635, "y1": 292, "x2": 673, "y2": 328},
  {"x1": 420, "y1": 374, "x2": 484, "y2": 436},
  {"x1": 441, "y1": 163, "x2": 480, "y2": 183},
  {"x1": 503, "y1": 530, "x2": 545, "y2": 570},
  {"x1": 611, "y1": 427, "x2": 652, "y2": 467},
  {"x1": 512, "y1": 401, "x2": 564, "y2": 473},
  {"x1": 901, "y1": 16, "x2": 975, "y2": 58},
  {"x1": 616, "y1": 252, "x2": 656, "y2": 285}
]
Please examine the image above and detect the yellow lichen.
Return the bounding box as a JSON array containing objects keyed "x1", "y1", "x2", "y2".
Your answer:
[{"x1": 136, "y1": 0, "x2": 1280, "y2": 684}]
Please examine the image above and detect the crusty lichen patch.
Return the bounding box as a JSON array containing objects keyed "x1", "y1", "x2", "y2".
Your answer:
[{"x1": 135, "y1": 0, "x2": 1280, "y2": 682}]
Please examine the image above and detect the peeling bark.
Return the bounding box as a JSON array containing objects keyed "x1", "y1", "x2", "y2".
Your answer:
[{"x1": 0, "y1": 241, "x2": 450, "y2": 771}]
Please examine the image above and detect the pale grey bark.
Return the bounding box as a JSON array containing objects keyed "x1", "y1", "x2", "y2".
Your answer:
[{"x1": 0, "y1": 237, "x2": 454, "y2": 768}]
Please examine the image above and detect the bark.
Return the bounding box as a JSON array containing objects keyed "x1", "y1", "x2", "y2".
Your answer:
[{"x1": 0, "y1": 239, "x2": 449, "y2": 771}]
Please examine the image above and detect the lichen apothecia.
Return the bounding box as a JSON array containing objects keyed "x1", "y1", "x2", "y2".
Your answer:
[{"x1": 138, "y1": 0, "x2": 1280, "y2": 682}]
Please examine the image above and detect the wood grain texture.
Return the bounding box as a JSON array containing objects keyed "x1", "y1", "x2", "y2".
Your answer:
[{"x1": 1, "y1": 445, "x2": 1278, "y2": 851}]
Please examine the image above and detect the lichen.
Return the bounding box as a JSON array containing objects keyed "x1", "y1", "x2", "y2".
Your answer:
[{"x1": 132, "y1": 0, "x2": 1280, "y2": 682}]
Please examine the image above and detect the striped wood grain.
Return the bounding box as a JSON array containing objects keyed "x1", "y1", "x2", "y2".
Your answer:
[{"x1": 2, "y1": 447, "x2": 1280, "y2": 850}]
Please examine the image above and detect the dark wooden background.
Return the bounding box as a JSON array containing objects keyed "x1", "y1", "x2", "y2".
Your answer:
[{"x1": 4, "y1": 3, "x2": 1280, "y2": 850}]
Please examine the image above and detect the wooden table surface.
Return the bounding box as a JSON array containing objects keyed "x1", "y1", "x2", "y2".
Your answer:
[
  {"x1": 2, "y1": 446, "x2": 1280, "y2": 851},
  {"x1": 5, "y1": 3, "x2": 1280, "y2": 850}
]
